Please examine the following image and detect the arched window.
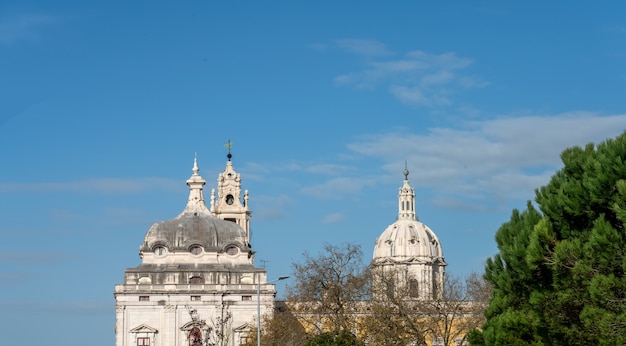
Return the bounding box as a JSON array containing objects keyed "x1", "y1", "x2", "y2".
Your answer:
[{"x1": 189, "y1": 327, "x2": 203, "y2": 346}]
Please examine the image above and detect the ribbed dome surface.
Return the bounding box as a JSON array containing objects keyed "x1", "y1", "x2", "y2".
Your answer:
[
  {"x1": 373, "y1": 219, "x2": 443, "y2": 260},
  {"x1": 141, "y1": 211, "x2": 248, "y2": 252}
]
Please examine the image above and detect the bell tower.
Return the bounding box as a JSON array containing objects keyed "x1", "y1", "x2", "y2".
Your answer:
[{"x1": 210, "y1": 140, "x2": 252, "y2": 244}]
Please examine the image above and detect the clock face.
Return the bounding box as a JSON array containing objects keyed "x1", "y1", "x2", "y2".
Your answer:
[{"x1": 226, "y1": 194, "x2": 234, "y2": 205}]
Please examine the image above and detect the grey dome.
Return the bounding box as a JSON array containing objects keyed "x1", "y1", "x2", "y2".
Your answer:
[
  {"x1": 141, "y1": 212, "x2": 249, "y2": 253},
  {"x1": 139, "y1": 156, "x2": 251, "y2": 255}
]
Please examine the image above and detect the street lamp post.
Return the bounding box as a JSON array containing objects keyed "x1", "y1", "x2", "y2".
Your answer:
[{"x1": 257, "y1": 276, "x2": 289, "y2": 346}]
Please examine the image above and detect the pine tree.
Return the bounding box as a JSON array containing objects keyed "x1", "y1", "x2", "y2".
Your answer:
[{"x1": 470, "y1": 131, "x2": 626, "y2": 345}]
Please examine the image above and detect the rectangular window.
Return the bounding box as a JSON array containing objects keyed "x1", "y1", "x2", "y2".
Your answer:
[
  {"x1": 191, "y1": 296, "x2": 201, "y2": 301},
  {"x1": 139, "y1": 296, "x2": 150, "y2": 301},
  {"x1": 409, "y1": 279, "x2": 419, "y2": 298},
  {"x1": 137, "y1": 337, "x2": 150, "y2": 346},
  {"x1": 242, "y1": 295, "x2": 252, "y2": 301}
]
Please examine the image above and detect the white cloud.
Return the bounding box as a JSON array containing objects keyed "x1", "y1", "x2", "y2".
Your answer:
[
  {"x1": 0, "y1": 177, "x2": 180, "y2": 193},
  {"x1": 0, "y1": 300, "x2": 110, "y2": 314},
  {"x1": 333, "y1": 41, "x2": 482, "y2": 106},
  {"x1": 431, "y1": 198, "x2": 489, "y2": 212},
  {"x1": 371, "y1": 60, "x2": 429, "y2": 73},
  {"x1": 390, "y1": 85, "x2": 451, "y2": 106},
  {"x1": 300, "y1": 177, "x2": 377, "y2": 199},
  {"x1": 253, "y1": 194, "x2": 292, "y2": 221},
  {"x1": 0, "y1": 271, "x2": 43, "y2": 285},
  {"x1": 0, "y1": 13, "x2": 59, "y2": 45},
  {"x1": 346, "y1": 112, "x2": 626, "y2": 206},
  {"x1": 335, "y1": 39, "x2": 391, "y2": 57},
  {"x1": 0, "y1": 251, "x2": 71, "y2": 264},
  {"x1": 304, "y1": 163, "x2": 355, "y2": 175},
  {"x1": 322, "y1": 213, "x2": 345, "y2": 224}
]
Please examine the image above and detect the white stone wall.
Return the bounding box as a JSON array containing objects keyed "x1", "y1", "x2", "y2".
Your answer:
[{"x1": 115, "y1": 284, "x2": 277, "y2": 346}]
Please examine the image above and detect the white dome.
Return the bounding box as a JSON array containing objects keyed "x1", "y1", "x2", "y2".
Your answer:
[
  {"x1": 373, "y1": 219, "x2": 443, "y2": 261},
  {"x1": 372, "y1": 166, "x2": 445, "y2": 265}
]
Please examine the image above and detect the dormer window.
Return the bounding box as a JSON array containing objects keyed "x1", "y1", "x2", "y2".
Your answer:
[
  {"x1": 189, "y1": 245, "x2": 203, "y2": 255},
  {"x1": 225, "y1": 245, "x2": 239, "y2": 256},
  {"x1": 153, "y1": 245, "x2": 167, "y2": 257}
]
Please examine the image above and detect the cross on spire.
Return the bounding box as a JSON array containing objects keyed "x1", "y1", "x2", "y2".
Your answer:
[{"x1": 224, "y1": 139, "x2": 232, "y2": 161}]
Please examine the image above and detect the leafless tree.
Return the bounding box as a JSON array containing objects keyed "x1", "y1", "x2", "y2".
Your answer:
[
  {"x1": 363, "y1": 267, "x2": 429, "y2": 346},
  {"x1": 242, "y1": 303, "x2": 307, "y2": 346},
  {"x1": 285, "y1": 243, "x2": 370, "y2": 337},
  {"x1": 364, "y1": 268, "x2": 491, "y2": 346}
]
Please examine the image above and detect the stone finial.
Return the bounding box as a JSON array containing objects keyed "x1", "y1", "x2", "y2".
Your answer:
[{"x1": 184, "y1": 156, "x2": 208, "y2": 214}]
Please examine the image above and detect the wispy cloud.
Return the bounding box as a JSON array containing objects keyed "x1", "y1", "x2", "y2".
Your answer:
[
  {"x1": 0, "y1": 177, "x2": 180, "y2": 194},
  {"x1": 304, "y1": 163, "x2": 355, "y2": 175},
  {"x1": 335, "y1": 38, "x2": 391, "y2": 57},
  {"x1": 242, "y1": 162, "x2": 355, "y2": 180},
  {"x1": 0, "y1": 300, "x2": 110, "y2": 315},
  {"x1": 322, "y1": 212, "x2": 345, "y2": 224},
  {"x1": 0, "y1": 13, "x2": 59, "y2": 45},
  {"x1": 333, "y1": 40, "x2": 485, "y2": 106},
  {"x1": 0, "y1": 271, "x2": 44, "y2": 285},
  {"x1": 347, "y1": 112, "x2": 626, "y2": 205},
  {"x1": 300, "y1": 177, "x2": 377, "y2": 199},
  {"x1": 0, "y1": 251, "x2": 71, "y2": 265},
  {"x1": 253, "y1": 194, "x2": 293, "y2": 221},
  {"x1": 431, "y1": 198, "x2": 489, "y2": 212},
  {"x1": 604, "y1": 25, "x2": 626, "y2": 36}
]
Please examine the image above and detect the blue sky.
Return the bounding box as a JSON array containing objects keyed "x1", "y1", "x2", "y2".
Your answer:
[{"x1": 1, "y1": 1, "x2": 626, "y2": 345}]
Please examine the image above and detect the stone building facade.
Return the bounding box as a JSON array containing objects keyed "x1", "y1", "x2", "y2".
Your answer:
[{"x1": 114, "y1": 152, "x2": 275, "y2": 346}]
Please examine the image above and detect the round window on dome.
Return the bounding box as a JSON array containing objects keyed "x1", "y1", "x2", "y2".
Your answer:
[
  {"x1": 225, "y1": 245, "x2": 239, "y2": 256},
  {"x1": 153, "y1": 245, "x2": 167, "y2": 257},
  {"x1": 189, "y1": 245, "x2": 203, "y2": 255}
]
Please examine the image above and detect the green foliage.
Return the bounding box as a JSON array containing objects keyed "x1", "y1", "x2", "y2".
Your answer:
[{"x1": 470, "y1": 131, "x2": 626, "y2": 345}]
